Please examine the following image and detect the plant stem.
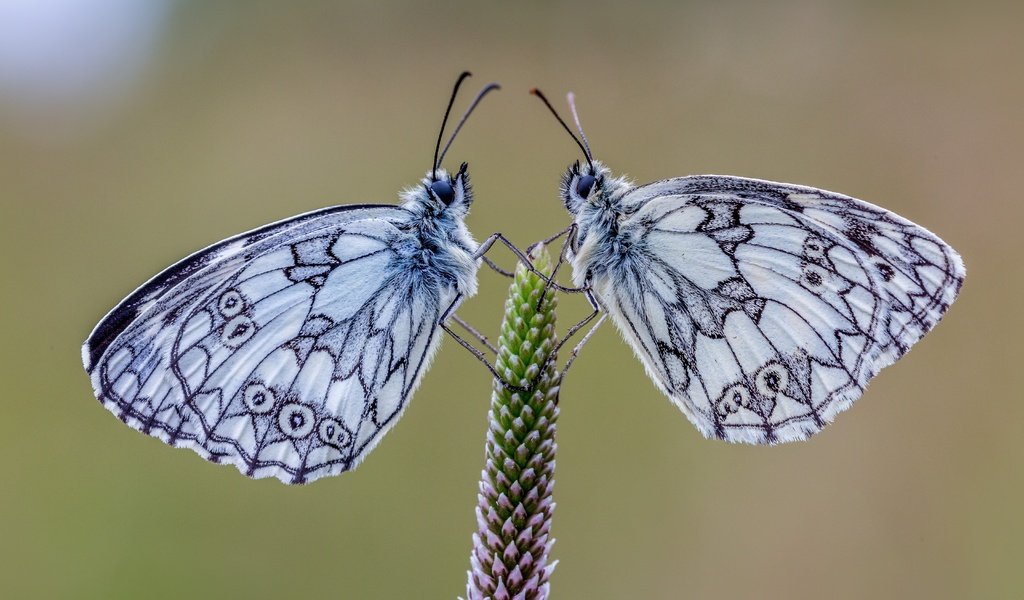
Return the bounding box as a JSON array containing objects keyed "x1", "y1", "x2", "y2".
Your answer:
[{"x1": 464, "y1": 246, "x2": 561, "y2": 600}]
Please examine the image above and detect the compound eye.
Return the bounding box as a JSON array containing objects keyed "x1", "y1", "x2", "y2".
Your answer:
[
  {"x1": 576, "y1": 175, "x2": 596, "y2": 197},
  {"x1": 430, "y1": 180, "x2": 455, "y2": 205}
]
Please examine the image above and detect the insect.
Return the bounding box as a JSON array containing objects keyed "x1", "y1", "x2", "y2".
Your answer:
[
  {"x1": 532, "y1": 89, "x2": 965, "y2": 444},
  {"x1": 82, "y1": 72, "x2": 529, "y2": 484}
]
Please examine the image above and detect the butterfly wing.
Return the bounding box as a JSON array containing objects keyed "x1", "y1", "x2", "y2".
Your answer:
[
  {"x1": 85, "y1": 204, "x2": 456, "y2": 483},
  {"x1": 589, "y1": 175, "x2": 964, "y2": 443}
]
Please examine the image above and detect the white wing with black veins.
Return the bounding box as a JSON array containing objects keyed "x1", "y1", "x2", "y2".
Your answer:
[
  {"x1": 598, "y1": 175, "x2": 964, "y2": 443},
  {"x1": 84, "y1": 205, "x2": 453, "y2": 483}
]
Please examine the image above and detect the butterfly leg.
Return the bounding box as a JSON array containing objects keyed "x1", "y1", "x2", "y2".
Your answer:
[
  {"x1": 545, "y1": 223, "x2": 577, "y2": 287},
  {"x1": 481, "y1": 256, "x2": 514, "y2": 278},
  {"x1": 532, "y1": 223, "x2": 578, "y2": 311},
  {"x1": 474, "y1": 232, "x2": 580, "y2": 293},
  {"x1": 529, "y1": 223, "x2": 577, "y2": 252},
  {"x1": 533, "y1": 273, "x2": 606, "y2": 377},
  {"x1": 561, "y1": 313, "x2": 607, "y2": 377},
  {"x1": 451, "y1": 314, "x2": 497, "y2": 354},
  {"x1": 483, "y1": 224, "x2": 579, "y2": 298},
  {"x1": 439, "y1": 293, "x2": 531, "y2": 393},
  {"x1": 549, "y1": 275, "x2": 603, "y2": 359}
]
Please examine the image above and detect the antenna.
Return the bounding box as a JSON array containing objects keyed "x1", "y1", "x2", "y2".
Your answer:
[
  {"x1": 436, "y1": 82, "x2": 501, "y2": 168},
  {"x1": 530, "y1": 88, "x2": 594, "y2": 171},
  {"x1": 433, "y1": 71, "x2": 473, "y2": 180},
  {"x1": 566, "y1": 92, "x2": 593, "y2": 162}
]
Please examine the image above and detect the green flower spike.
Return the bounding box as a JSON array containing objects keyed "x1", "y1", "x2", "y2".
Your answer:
[{"x1": 464, "y1": 246, "x2": 561, "y2": 600}]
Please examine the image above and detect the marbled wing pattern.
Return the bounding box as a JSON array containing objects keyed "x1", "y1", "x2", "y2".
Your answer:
[
  {"x1": 84, "y1": 205, "x2": 456, "y2": 483},
  {"x1": 590, "y1": 175, "x2": 964, "y2": 443}
]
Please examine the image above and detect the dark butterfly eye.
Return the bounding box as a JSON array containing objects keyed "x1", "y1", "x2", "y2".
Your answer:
[
  {"x1": 430, "y1": 180, "x2": 455, "y2": 205},
  {"x1": 576, "y1": 175, "x2": 596, "y2": 197}
]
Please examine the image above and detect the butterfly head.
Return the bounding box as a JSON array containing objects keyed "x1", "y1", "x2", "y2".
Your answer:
[
  {"x1": 560, "y1": 159, "x2": 611, "y2": 213},
  {"x1": 428, "y1": 163, "x2": 472, "y2": 211},
  {"x1": 403, "y1": 163, "x2": 473, "y2": 217}
]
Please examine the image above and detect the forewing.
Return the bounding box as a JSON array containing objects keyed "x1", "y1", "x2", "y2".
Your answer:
[
  {"x1": 85, "y1": 205, "x2": 453, "y2": 483},
  {"x1": 599, "y1": 175, "x2": 964, "y2": 443}
]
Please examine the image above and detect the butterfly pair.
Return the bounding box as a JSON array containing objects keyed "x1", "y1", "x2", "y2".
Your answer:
[{"x1": 83, "y1": 72, "x2": 965, "y2": 484}]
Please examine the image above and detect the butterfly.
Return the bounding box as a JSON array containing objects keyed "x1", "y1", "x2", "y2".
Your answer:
[
  {"x1": 531, "y1": 89, "x2": 966, "y2": 444},
  {"x1": 82, "y1": 72, "x2": 521, "y2": 484}
]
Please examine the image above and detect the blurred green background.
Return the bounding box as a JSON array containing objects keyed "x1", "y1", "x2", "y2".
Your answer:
[{"x1": 1, "y1": 1, "x2": 1020, "y2": 598}]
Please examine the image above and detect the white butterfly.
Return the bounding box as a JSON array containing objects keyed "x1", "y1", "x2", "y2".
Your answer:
[
  {"x1": 533, "y1": 90, "x2": 966, "y2": 444},
  {"x1": 83, "y1": 73, "x2": 519, "y2": 484}
]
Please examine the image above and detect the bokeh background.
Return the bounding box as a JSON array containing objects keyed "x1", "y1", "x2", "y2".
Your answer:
[{"x1": 1, "y1": 1, "x2": 1021, "y2": 598}]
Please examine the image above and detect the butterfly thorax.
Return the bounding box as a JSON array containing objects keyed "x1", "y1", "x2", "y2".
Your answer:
[
  {"x1": 569, "y1": 172, "x2": 637, "y2": 287},
  {"x1": 399, "y1": 179, "x2": 479, "y2": 297}
]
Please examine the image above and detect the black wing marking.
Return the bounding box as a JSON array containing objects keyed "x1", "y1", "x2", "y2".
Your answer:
[
  {"x1": 84, "y1": 204, "x2": 407, "y2": 371},
  {"x1": 593, "y1": 176, "x2": 964, "y2": 443},
  {"x1": 84, "y1": 205, "x2": 459, "y2": 483}
]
